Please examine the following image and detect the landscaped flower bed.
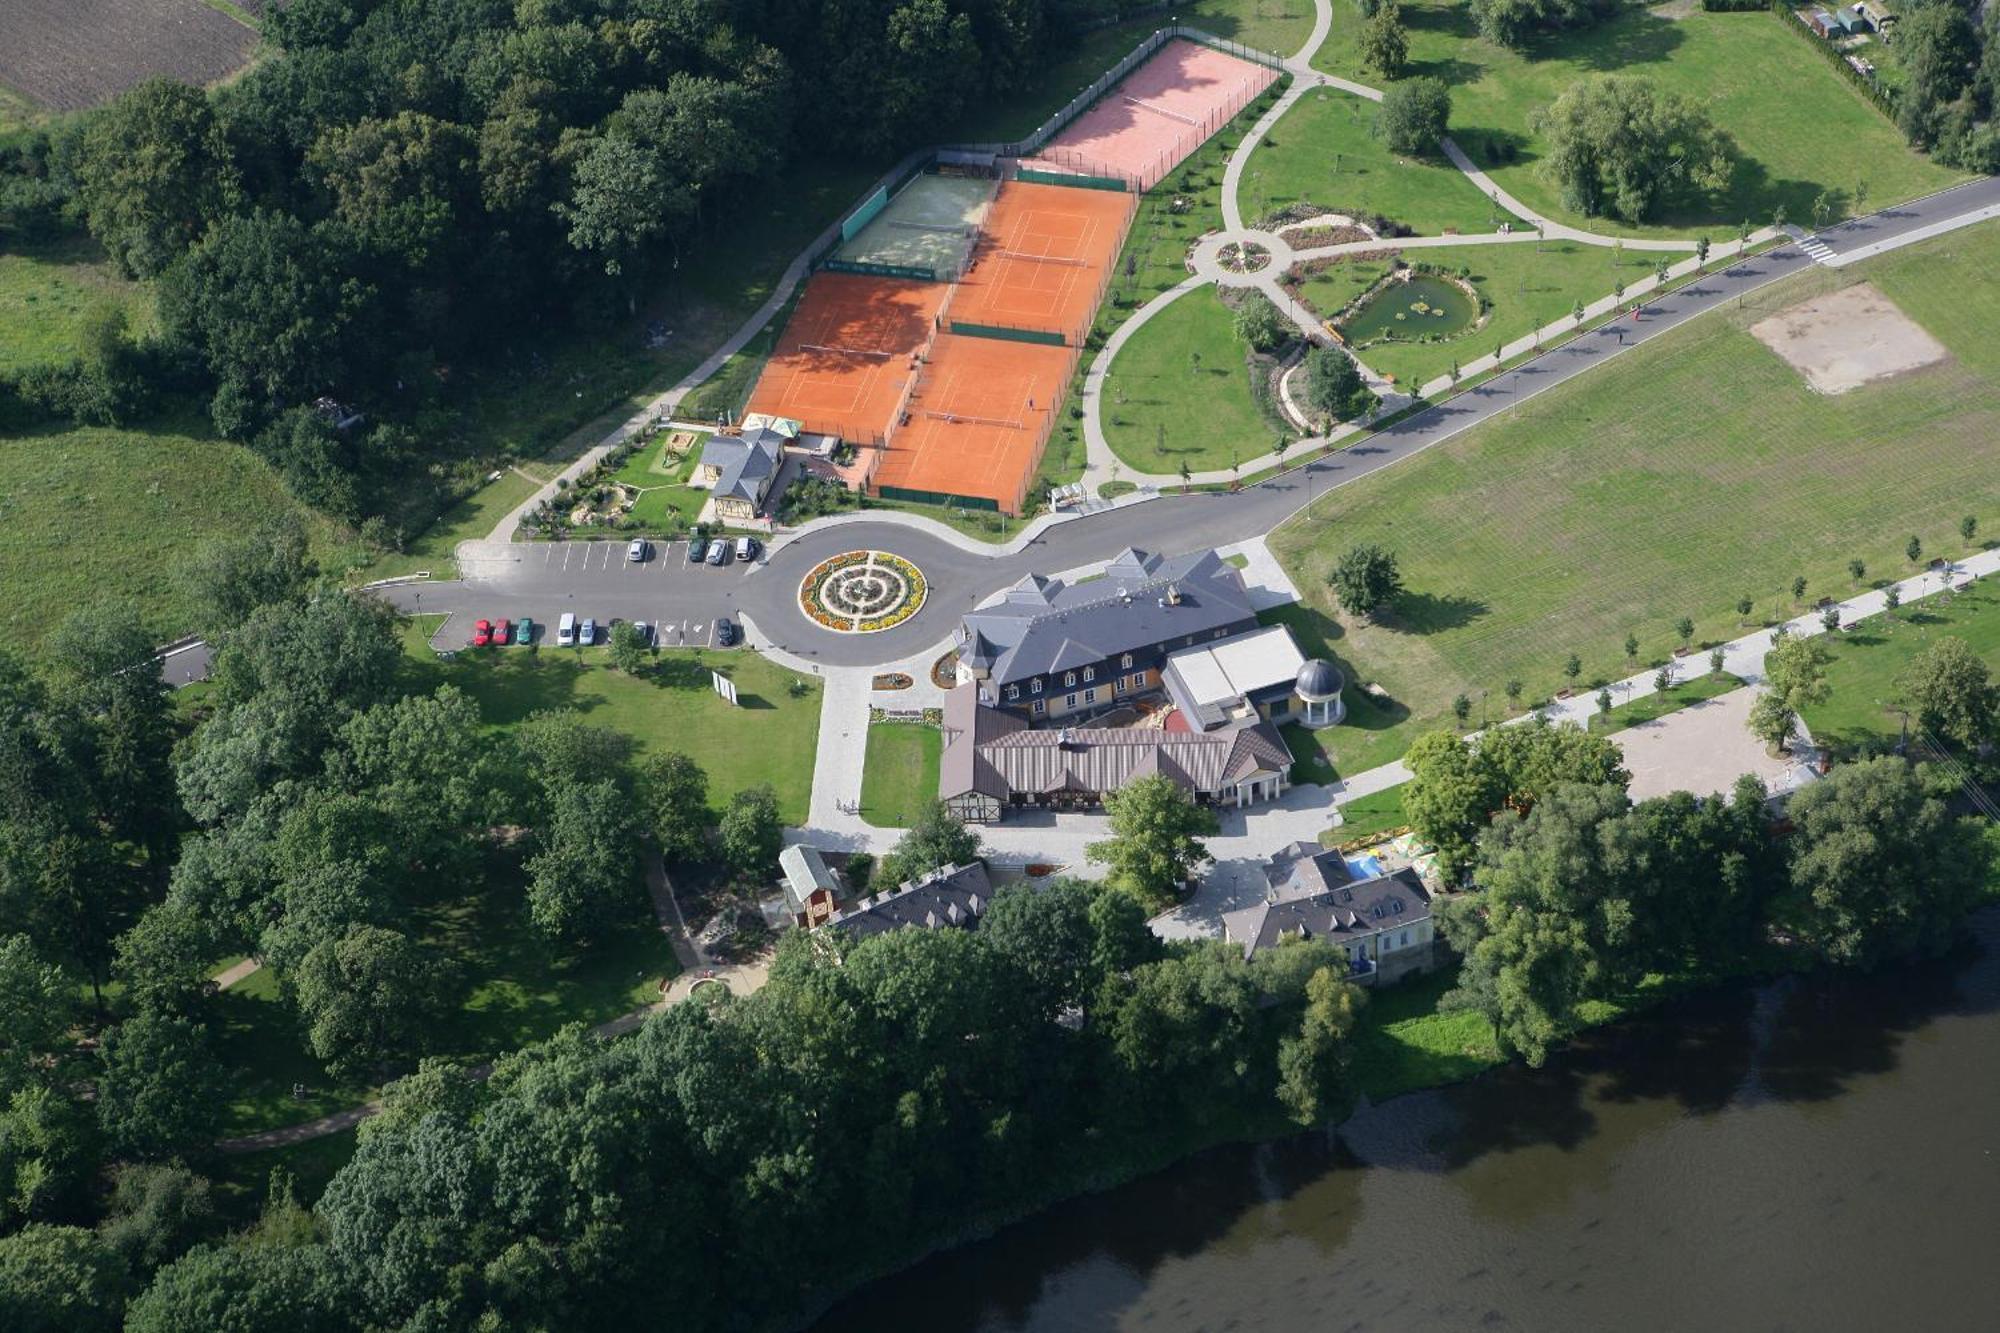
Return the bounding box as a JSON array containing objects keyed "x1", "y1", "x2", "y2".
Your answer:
[{"x1": 798, "y1": 550, "x2": 928, "y2": 633}]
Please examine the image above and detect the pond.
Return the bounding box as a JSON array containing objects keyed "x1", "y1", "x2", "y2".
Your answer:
[{"x1": 1339, "y1": 273, "x2": 1477, "y2": 344}]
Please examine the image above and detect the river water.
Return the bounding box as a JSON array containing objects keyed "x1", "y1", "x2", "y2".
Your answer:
[{"x1": 812, "y1": 911, "x2": 2000, "y2": 1332}]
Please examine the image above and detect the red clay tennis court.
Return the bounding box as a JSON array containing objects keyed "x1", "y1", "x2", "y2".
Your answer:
[
  {"x1": 1022, "y1": 39, "x2": 1277, "y2": 191},
  {"x1": 743, "y1": 272, "x2": 948, "y2": 443},
  {"x1": 872, "y1": 333, "x2": 1076, "y2": 516},
  {"x1": 947, "y1": 181, "x2": 1133, "y2": 345}
]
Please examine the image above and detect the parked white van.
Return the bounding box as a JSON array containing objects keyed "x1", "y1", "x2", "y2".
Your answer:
[{"x1": 557, "y1": 612, "x2": 577, "y2": 646}]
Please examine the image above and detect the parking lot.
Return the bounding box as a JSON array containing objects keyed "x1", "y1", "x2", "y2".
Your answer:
[{"x1": 420, "y1": 538, "x2": 765, "y2": 650}]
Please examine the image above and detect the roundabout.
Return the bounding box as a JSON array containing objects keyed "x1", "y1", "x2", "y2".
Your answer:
[{"x1": 799, "y1": 550, "x2": 929, "y2": 633}]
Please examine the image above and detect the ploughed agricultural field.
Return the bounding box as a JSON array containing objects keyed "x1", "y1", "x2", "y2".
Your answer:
[
  {"x1": 1269, "y1": 220, "x2": 2000, "y2": 778},
  {"x1": 0, "y1": 0, "x2": 257, "y2": 113}
]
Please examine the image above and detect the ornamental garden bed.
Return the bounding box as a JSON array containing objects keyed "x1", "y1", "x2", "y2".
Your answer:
[{"x1": 798, "y1": 550, "x2": 928, "y2": 633}]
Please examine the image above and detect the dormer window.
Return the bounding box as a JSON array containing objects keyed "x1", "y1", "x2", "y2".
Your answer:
[
  {"x1": 1031, "y1": 679, "x2": 1042, "y2": 694},
  {"x1": 1120, "y1": 653, "x2": 1133, "y2": 669},
  {"x1": 1065, "y1": 672, "x2": 1075, "y2": 687},
  {"x1": 1083, "y1": 666, "x2": 1095, "y2": 682},
  {"x1": 1005, "y1": 684, "x2": 1019, "y2": 700}
]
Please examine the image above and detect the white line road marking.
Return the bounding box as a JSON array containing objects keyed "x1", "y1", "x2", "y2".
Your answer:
[
  {"x1": 1826, "y1": 201, "x2": 2000, "y2": 268},
  {"x1": 561, "y1": 545, "x2": 574, "y2": 571}
]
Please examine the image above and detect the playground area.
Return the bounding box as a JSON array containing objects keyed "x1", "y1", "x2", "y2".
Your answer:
[
  {"x1": 1020, "y1": 38, "x2": 1278, "y2": 191},
  {"x1": 830, "y1": 172, "x2": 996, "y2": 279},
  {"x1": 872, "y1": 333, "x2": 1076, "y2": 516},
  {"x1": 742, "y1": 272, "x2": 945, "y2": 443},
  {"x1": 948, "y1": 181, "x2": 1134, "y2": 345}
]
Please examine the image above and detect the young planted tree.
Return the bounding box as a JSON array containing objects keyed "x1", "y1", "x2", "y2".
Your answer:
[
  {"x1": 1504, "y1": 679, "x2": 1524, "y2": 710},
  {"x1": 1709, "y1": 646, "x2": 1727, "y2": 676},
  {"x1": 1908, "y1": 534, "x2": 1925, "y2": 566},
  {"x1": 1736, "y1": 595, "x2": 1755, "y2": 622},
  {"x1": 1791, "y1": 575, "x2": 1808, "y2": 604},
  {"x1": 1849, "y1": 558, "x2": 1867, "y2": 583},
  {"x1": 1961, "y1": 514, "x2": 1980, "y2": 545},
  {"x1": 1623, "y1": 632, "x2": 1640, "y2": 665},
  {"x1": 1674, "y1": 617, "x2": 1695, "y2": 651},
  {"x1": 1653, "y1": 664, "x2": 1674, "y2": 693},
  {"x1": 1562, "y1": 653, "x2": 1583, "y2": 690},
  {"x1": 1821, "y1": 606, "x2": 1842, "y2": 634},
  {"x1": 1452, "y1": 694, "x2": 1472, "y2": 727},
  {"x1": 1596, "y1": 687, "x2": 1615, "y2": 718},
  {"x1": 1328, "y1": 543, "x2": 1405, "y2": 621},
  {"x1": 608, "y1": 619, "x2": 649, "y2": 673}
]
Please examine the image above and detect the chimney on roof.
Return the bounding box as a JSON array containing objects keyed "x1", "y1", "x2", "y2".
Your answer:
[{"x1": 1165, "y1": 582, "x2": 1182, "y2": 606}]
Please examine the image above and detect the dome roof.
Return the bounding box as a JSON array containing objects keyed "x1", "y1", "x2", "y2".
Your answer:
[{"x1": 1295, "y1": 658, "x2": 1344, "y2": 701}]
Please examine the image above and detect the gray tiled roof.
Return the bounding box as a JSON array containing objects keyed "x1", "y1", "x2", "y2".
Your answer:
[
  {"x1": 1223, "y1": 865, "x2": 1431, "y2": 961},
  {"x1": 958, "y1": 548, "x2": 1258, "y2": 688},
  {"x1": 700, "y1": 427, "x2": 783, "y2": 504},
  {"x1": 825, "y1": 862, "x2": 993, "y2": 940},
  {"x1": 939, "y1": 685, "x2": 1288, "y2": 804}
]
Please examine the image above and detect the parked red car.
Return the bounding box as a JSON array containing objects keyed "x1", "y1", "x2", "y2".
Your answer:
[
  {"x1": 493, "y1": 619, "x2": 513, "y2": 646},
  {"x1": 472, "y1": 618, "x2": 493, "y2": 646}
]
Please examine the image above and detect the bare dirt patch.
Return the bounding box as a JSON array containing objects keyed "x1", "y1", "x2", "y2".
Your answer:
[
  {"x1": 0, "y1": 0, "x2": 256, "y2": 113},
  {"x1": 1614, "y1": 688, "x2": 1802, "y2": 801},
  {"x1": 1749, "y1": 281, "x2": 1948, "y2": 395}
]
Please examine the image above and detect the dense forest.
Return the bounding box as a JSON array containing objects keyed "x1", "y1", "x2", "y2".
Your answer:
[{"x1": 0, "y1": 0, "x2": 1155, "y2": 533}]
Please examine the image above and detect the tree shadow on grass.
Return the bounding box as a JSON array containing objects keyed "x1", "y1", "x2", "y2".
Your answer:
[{"x1": 1381, "y1": 591, "x2": 1487, "y2": 634}]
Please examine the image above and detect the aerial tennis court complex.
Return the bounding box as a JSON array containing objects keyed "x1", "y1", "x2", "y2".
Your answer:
[
  {"x1": 947, "y1": 182, "x2": 1134, "y2": 348},
  {"x1": 872, "y1": 333, "x2": 1077, "y2": 517},
  {"x1": 828, "y1": 172, "x2": 995, "y2": 280},
  {"x1": 734, "y1": 35, "x2": 1274, "y2": 516},
  {"x1": 742, "y1": 272, "x2": 947, "y2": 445},
  {"x1": 1021, "y1": 38, "x2": 1278, "y2": 192}
]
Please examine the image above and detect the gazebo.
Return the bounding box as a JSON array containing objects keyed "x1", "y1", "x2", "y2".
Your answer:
[{"x1": 1294, "y1": 659, "x2": 1346, "y2": 729}]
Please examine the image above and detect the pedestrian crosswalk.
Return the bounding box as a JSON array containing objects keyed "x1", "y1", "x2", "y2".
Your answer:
[{"x1": 1799, "y1": 235, "x2": 1837, "y2": 265}]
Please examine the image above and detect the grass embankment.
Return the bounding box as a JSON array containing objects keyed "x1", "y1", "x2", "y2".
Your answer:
[
  {"x1": 399, "y1": 620, "x2": 824, "y2": 824},
  {"x1": 1247, "y1": 87, "x2": 1510, "y2": 235},
  {"x1": 1312, "y1": 1, "x2": 1963, "y2": 236},
  {"x1": 1801, "y1": 581, "x2": 2000, "y2": 753},
  {"x1": 860, "y1": 722, "x2": 944, "y2": 828},
  {"x1": 0, "y1": 414, "x2": 365, "y2": 653},
  {"x1": 1268, "y1": 223, "x2": 2000, "y2": 778},
  {"x1": 1102, "y1": 288, "x2": 1283, "y2": 474},
  {"x1": 0, "y1": 235, "x2": 155, "y2": 373},
  {"x1": 1590, "y1": 670, "x2": 1743, "y2": 733}
]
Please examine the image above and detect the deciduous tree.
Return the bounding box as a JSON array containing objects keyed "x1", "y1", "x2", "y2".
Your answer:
[{"x1": 1087, "y1": 775, "x2": 1218, "y2": 910}]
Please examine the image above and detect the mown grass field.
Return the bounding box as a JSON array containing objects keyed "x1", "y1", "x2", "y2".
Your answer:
[
  {"x1": 0, "y1": 414, "x2": 365, "y2": 652},
  {"x1": 0, "y1": 235, "x2": 155, "y2": 373},
  {"x1": 860, "y1": 721, "x2": 943, "y2": 828},
  {"x1": 1103, "y1": 287, "x2": 1283, "y2": 473},
  {"x1": 1268, "y1": 221, "x2": 2000, "y2": 778},
  {"x1": 1801, "y1": 582, "x2": 2000, "y2": 753},
  {"x1": 1312, "y1": 1, "x2": 1963, "y2": 236},
  {"x1": 1248, "y1": 87, "x2": 1510, "y2": 235},
  {"x1": 400, "y1": 621, "x2": 823, "y2": 824}
]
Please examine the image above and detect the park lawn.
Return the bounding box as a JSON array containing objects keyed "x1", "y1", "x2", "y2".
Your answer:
[
  {"x1": 0, "y1": 413, "x2": 366, "y2": 654},
  {"x1": 1331, "y1": 784, "x2": 1411, "y2": 845},
  {"x1": 1319, "y1": 238, "x2": 1688, "y2": 390},
  {"x1": 948, "y1": 0, "x2": 1313, "y2": 143},
  {"x1": 1282, "y1": 721, "x2": 1339, "y2": 786},
  {"x1": 1103, "y1": 287, "x2": 1281, "y2": 474},
  {"x1": 213, "y1": 852, "x2": 672, "y2": 1137},
  {"x1": 1590, "y1": 670, "x2": 1743, "y2": 733},
  {"x1": 1349, "y1": 967, "x2": 1502, "y2": 1103},
  {"x1": 1268, "y1": 222, "x2": 2000, "y2": 778},
  {"x1": 368, "y1": 467, "x2": 543, "y2": 581},
  {"x1": 613, "y1": 433, "x2": 704, "y2": 487},
  {"x1": 1247, "y1": 87, "x2": 1511, "y2": 235},
  {"x1": 860, "y1": 722, "x2": 944, "y2": 828},
  {"x1": 1800, "y1": 582, "x2": 2000, "y2": 754},
  {"x1": 212, "y1": 965, "x2": 376, "y2": 1137},
  {"x1": 0, "y1": 234, "x2": 156, "y2": 373},
  {"x1": 412, "y1": 852, "x2": 670, "y2": 1059},
  {"x1": 1312, "y1": 2, "x2": 1963, "y2": 236},
  {"x1": 399, "y1": 625, "x2": 823, "y2": 824},
  {"x1": 209, "y1": 1131, "x2": 358, "y2": 1222}
]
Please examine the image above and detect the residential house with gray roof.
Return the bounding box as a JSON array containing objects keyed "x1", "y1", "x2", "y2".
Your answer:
[
  {"x1": 1222, "y1": 844, "x2": 1436, "y2": 984},
  {"x1": 823, "y1": 861, "x2": 993, "y2": 940},
  {"x1": 695, "y1": 423, "x2": 785, "y2": 521}
]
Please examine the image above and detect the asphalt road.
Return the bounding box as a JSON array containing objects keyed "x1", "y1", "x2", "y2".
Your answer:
[{"x1": 317, "y1": 177, "x2": 2000, "y2": 668}]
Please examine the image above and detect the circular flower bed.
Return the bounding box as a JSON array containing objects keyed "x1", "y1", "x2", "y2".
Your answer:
[
  {"x1": 1218, "y1": 241, "x2": 1272, "y2": 274},
  {"x1": 798, "y1": 550, "x2": 928, "y2": 633}
]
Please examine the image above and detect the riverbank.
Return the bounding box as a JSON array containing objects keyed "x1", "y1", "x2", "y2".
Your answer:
[
  {"x1": 809, "y1": 900, "x2": 2000, "y2": 1329},
  {"x1": 792, "y1": 856, "x2": 2000, "y2": 1320}
]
